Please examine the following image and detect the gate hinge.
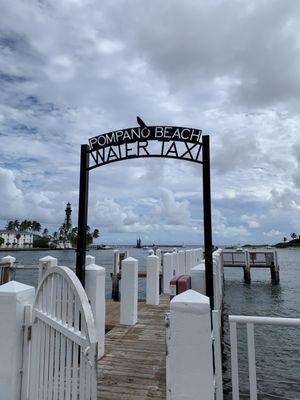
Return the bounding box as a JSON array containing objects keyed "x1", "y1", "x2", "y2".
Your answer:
[
  {"x1": 165, "y1": 313, "x2": 170, "y2": 357},
  {"x1": 27, "y1": 326, "x2": 32, "y2": 341},
  {"x1": 165, "y1": 313, "x2": 170, "y2": 328}
]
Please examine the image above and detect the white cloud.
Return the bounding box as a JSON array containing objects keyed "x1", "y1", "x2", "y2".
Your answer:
[
  {"x1": 263, "y1": 229, "x2": 282, "y2": 237},
  {"x1": 93, "y1": 198, "x2": 146, "y2": 233},
  {"x1": 213, "y1": 209, "x2": 250, "y2": 241},
  {"x1": 152, "y1": 189, "x2": 191, "y2": 226},
  {"x1": 0, "y1": 1, "x2": 299, "y2": 244},
  {"x1": 0, "y1": 167, "x2": 61, "y2": 223},
  {"x1": 241, "y1": 214, "x2": 260, "y2": 229}
]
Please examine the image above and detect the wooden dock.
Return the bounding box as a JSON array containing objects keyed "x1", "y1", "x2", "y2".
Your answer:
[{"x1": 99, "y1": 295, "x2": 170, "y2": 399}]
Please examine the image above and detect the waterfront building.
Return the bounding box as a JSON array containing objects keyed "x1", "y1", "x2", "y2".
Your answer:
[
  {"x1": 56, "y1": 240, "x2": 72, "y2": 249},
  {"x1": 0, "y1": 230, "x2": 33, "y2": 249}
]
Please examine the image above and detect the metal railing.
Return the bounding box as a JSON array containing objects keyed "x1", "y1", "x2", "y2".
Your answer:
[
  {"x1": 229, "y1": 315, "x2": 300, "y2": 400},
  {"x1": 223, "y1": 250, "x2": 276, "y2": 267}
]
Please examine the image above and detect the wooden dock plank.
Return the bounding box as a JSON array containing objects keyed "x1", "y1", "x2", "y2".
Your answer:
[{"x1": 98, "y1": 295, "x2": 169, "y2": 400}]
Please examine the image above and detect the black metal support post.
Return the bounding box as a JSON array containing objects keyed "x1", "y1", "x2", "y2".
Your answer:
[
  {"x1": 76, "y1": 144, "x2": 90, "y2": 287},
  {"x1": 202, "y1": 135, "x2": 214, "y2": 309}
]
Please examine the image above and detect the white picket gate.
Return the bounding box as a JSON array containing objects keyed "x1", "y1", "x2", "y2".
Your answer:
[{"x1": 25, "y1": 266, "x2": 97, "y2": 400}]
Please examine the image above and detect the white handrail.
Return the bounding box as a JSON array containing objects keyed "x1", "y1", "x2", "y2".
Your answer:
[
  {"x1": 212, "y1": 310, "x2": 223, "y2": 400},
  {"x1": 229, "y1": 315, "x2": 300, "y2": 326},
  {"x1": 229, "y1": 314, "x2": 300, "y2": 400}
]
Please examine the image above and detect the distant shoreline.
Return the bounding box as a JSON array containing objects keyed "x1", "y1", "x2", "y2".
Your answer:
[
  {"x1": 0, "y1": 247, "x2": 75, "y2": 252},
  {"x1": 0, "y1": 247, "x2": 112, "y2": 252}
]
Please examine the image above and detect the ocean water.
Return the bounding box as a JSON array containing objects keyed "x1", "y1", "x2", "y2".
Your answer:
[
  {"x1": 223, "y1": 248, "x2": 300, "y2": 399},
  {"x1": 11, "y1": 246, "x2": 152, "y2": 299},
  {"x1": 4, "y1": 247, "x2": 300, "y2": 399}
]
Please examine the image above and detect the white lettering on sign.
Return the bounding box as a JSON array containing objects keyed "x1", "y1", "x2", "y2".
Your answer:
[
  {"x1": 89, "y1": 139, "x2": 202, "y2": 169},
  {"x1": 89, "y1": 126, "x2": 202, "y2": 151}
]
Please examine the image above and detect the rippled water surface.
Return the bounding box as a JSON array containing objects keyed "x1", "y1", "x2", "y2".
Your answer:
[
  {"x1": 223, "y1": 249, "x2": 300, "y2": 399},
  {"x1": 4, "y1": 247, "x2": 300, "y2": 399}
]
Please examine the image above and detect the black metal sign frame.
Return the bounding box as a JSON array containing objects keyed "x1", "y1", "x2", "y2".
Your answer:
[
  {"x1": 76, "y1": 121, "x2": 214, "y2": 308},
  {"x1": 88, "y1": 125, "x2": 203, "y2": 169}
]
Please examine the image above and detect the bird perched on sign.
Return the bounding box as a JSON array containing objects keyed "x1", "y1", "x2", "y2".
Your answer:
[{"x1": 137, "y1": 116, "x2": 147, "y2": 128}]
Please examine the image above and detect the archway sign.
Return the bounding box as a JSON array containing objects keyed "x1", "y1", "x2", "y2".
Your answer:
[{"x1": 76, "y1": 117, "x2": 214, "y2": 308}]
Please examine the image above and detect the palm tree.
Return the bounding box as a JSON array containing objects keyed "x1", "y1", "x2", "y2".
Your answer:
[
  {"x1": 20, "y1": 220, "x2": 31, "y2": 231},
  {"x1": 20, "y1": 220, "x2": 27, "y2": 231},
  {"x1": 32, "y1": 221, "x2": 41, "y2": 233},
  {"x1": 291, "y1": 233, "x2": 297, "y2": 240},
  {"x1": 6, "y1": 220, "x2": 14, "y2": 231},
  {"x1": 13, "y1": 220, "x2": 20, "y2": 231},
  {"x1": 283, "y1": 237, "x2": 287, "y2": 242},
  {"x1": 92, "y1": 229, "x2": 100, "y2": 239}
]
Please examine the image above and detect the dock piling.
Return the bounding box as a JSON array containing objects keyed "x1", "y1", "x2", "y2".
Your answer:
[
  {"x1": 85, "y1": 256, "x2": 106, "y2": 358},
  {"x1": 163, "y1": 253, "x2": 174, "y2": 294},
  {"x1": 120, "y1": 257, "x2": 138, "y2": 325},
  {"x1": 146, "y1": 254, "x2": 160, "y2": 305},
  {"x1": 167, "y1": 289, "x2": 214, "y2": 400},
  {"x1": 270, "y1": 251, "x2": 280, "y2": 283},
  {"x1": 38, "y1": 256, "x2": 57, "y2": 283},
  {"x1": 111, "y1": 250, "x2": 120, "y2": 301},
  {"x1": 0, "y1": 281, "x2": 35, "y2": 400},
  {"x1": 243, "y1": 251, "x2": 251, "y2": 284}
]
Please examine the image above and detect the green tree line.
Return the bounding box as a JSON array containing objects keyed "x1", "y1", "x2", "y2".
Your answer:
[{"x1": 6, "y1": 220, "x2": 41, "y2": 232}]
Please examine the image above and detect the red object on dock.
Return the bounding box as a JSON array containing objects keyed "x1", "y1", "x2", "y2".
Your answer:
[
  {"x1": 177, "y1": 275, "x2": 191, "y2": 294},
  {"x1": 170, "y1": 275, "x2": 191, "y2": 299}
]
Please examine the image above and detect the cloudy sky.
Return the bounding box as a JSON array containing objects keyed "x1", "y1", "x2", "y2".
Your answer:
[{"x1": 0, "y1": 0, "x2": 300, "y2": 245}]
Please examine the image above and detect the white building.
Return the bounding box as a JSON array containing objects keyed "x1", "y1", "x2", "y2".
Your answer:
[
  {"x1": 56, "y1": 240, "x2": 72, "y2": 249},
  {"x1": 0, "y1": 230, "x2": 33, "y2": 249}
]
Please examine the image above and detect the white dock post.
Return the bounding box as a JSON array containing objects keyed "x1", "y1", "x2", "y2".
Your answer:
[
  {"x1": 163, "y1": 253, "x2": 174, "y2": 294},
  {"x1": 1, "y1": 255, "x2": 16, "y2": 283},
  {"x1": 38, "y1": 255, "x2": 58, "y2": 283},
  {"x1": 120, "y1": 257, "x2": 138, "y2": 325},
  {"x1": 0, "y1": 281, "x2": 35, "y2": 400},
  {"x1": 191, "y1": 249, "x2": 196, "y2": 268},
  {"x1": 113, "y1": 250, "x2": 120, "y2": 274},
  {"x1": 156, "y1": 249, "x2": 162, "y2": 272},
  {"x1": 166, "y1": 289, "x2": 214, "y2": 400},
  {"x1": 146, "y1": 254, "x2": 160, "y2": 305},
  {"x1": 191, "y1": 262, "x2": 206, "y2": 295},
  {"x1": 178, "y1": 250, "x2": 186, "y2": 274},
  {"x1": 172, "y1": 250, "x2": 179, "y2": 275},
  {"x1": 86, "y1": 254, "x2": 95, "y2": 265},
  {"x1": 185, "y1": 250, "x2": 192, "y2": 275},
  {"x1": 195, "y1": 248, "x2": 203, "y2": 264},
  {"x1": 85, "y1": 255, "x2": 106, "y2": 358}
]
